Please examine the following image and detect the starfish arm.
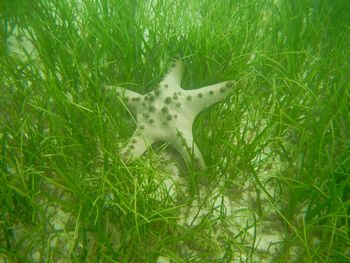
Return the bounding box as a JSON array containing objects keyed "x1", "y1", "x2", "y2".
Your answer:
[
  {"x1": 119, "y1": 130, "x2": 155, "y2": 162},
  {"x1": 184, "y1": 80, "x2": 235, "y2": 113},
  {"x1": 171, "y1": 129, "x2": 205, "y2": 169},
  {"x1": 159, "y1": 60, "x2": 183, "y2": 88},
  {"x1": 104, "y1": 85, "x2": 144, "y2": 112}
]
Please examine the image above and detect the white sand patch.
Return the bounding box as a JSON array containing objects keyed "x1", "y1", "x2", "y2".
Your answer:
[{"x1": 154, "y1": 142, "x2": 286, "y2": 262}]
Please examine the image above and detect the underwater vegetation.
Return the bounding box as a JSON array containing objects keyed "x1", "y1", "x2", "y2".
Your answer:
[{"x1": 1, "y1": 0, "x2": 349, "y2": 262}]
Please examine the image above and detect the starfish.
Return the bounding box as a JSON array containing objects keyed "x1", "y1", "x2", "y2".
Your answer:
[{"x1": 105, "y1": 60, "x2": 234, "y2": 168}]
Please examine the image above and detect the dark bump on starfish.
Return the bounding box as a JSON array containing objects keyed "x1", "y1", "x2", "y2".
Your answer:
[
  {"x1": 161, "y1": 106, "x2": 168, "y2": 113},
  {"x1": 167, "y1": 115, "x2": 172, "y2": 121},
  {"x1": 187, "y1": 95, "x2": 192, "y2": 101},
  {"x1": 144, "y1": 95, "x2": 149, "y2": 101},
  {"x1": 226, "y1": 81, "x2": 234, "y2": 88},
  {"x1": 154, "y1": 89, "x2": 161, "y2": 96},
  {"x1": 149, "y1": 119, "x2": 154, "y2": 124},
  {"x1": 129, "y1": 144, "x2": 135, "y2": 149},
  {"x1": 149, "y1": 105, "x2": 156, "y2": 112},
  {"x1": 171, "y1": 63, "x2": 176, "y2": 68},
  {"x1": 220, "y1": 87, "x2": 226, "y2": 93},
  {"x1": 173, "y1": 94, "x2": 178, "y2": 100},
  {"x1": 209, "y1": 90, "x2": 214, "y2": 95},
  {"x1": 115, "y1": 92, "x2": 120, "y2": 96},
  {"x1": 198, "y1": 93, "x2": 203, "y2": 98},
  {"x1": 162, "y1": 121, "x2": 167, "y2": 125},
  {"x1": 173, "y1": 114, "x2": 178, "y2": 119},
  {"x1": 176, "y1": 102, "x2": 181, "y2": 107},
  {"x1": 165, "y1": 97, "x2": 172, "y2": 104},
  {"x1": 164, "y1": 84, "x2": 168, "y2": 88},
  {"x1": 125, "y1": 97, "x2": 130, "y2": 102},
  {"x1": 143, "y1": 113, "x2": 149, "y2": 118},
  {"x1": 149, "y1": 94, "x2": 155, "y2": 102},
  {"x1": 140, "y1": 125, "x2": 145, "y2": 130},
  {"x1": 132, "y1": 139, "x2": 137, "y2": 144}
]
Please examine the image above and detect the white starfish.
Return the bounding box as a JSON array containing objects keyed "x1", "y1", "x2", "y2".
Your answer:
[{"x1": 105, "y1": 60, "x2": 234, "y2": 168}]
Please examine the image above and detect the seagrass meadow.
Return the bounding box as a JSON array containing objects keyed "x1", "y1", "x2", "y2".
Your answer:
[{"x1": 1, "y1": 0, "x2": 349, "y2": 262}]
